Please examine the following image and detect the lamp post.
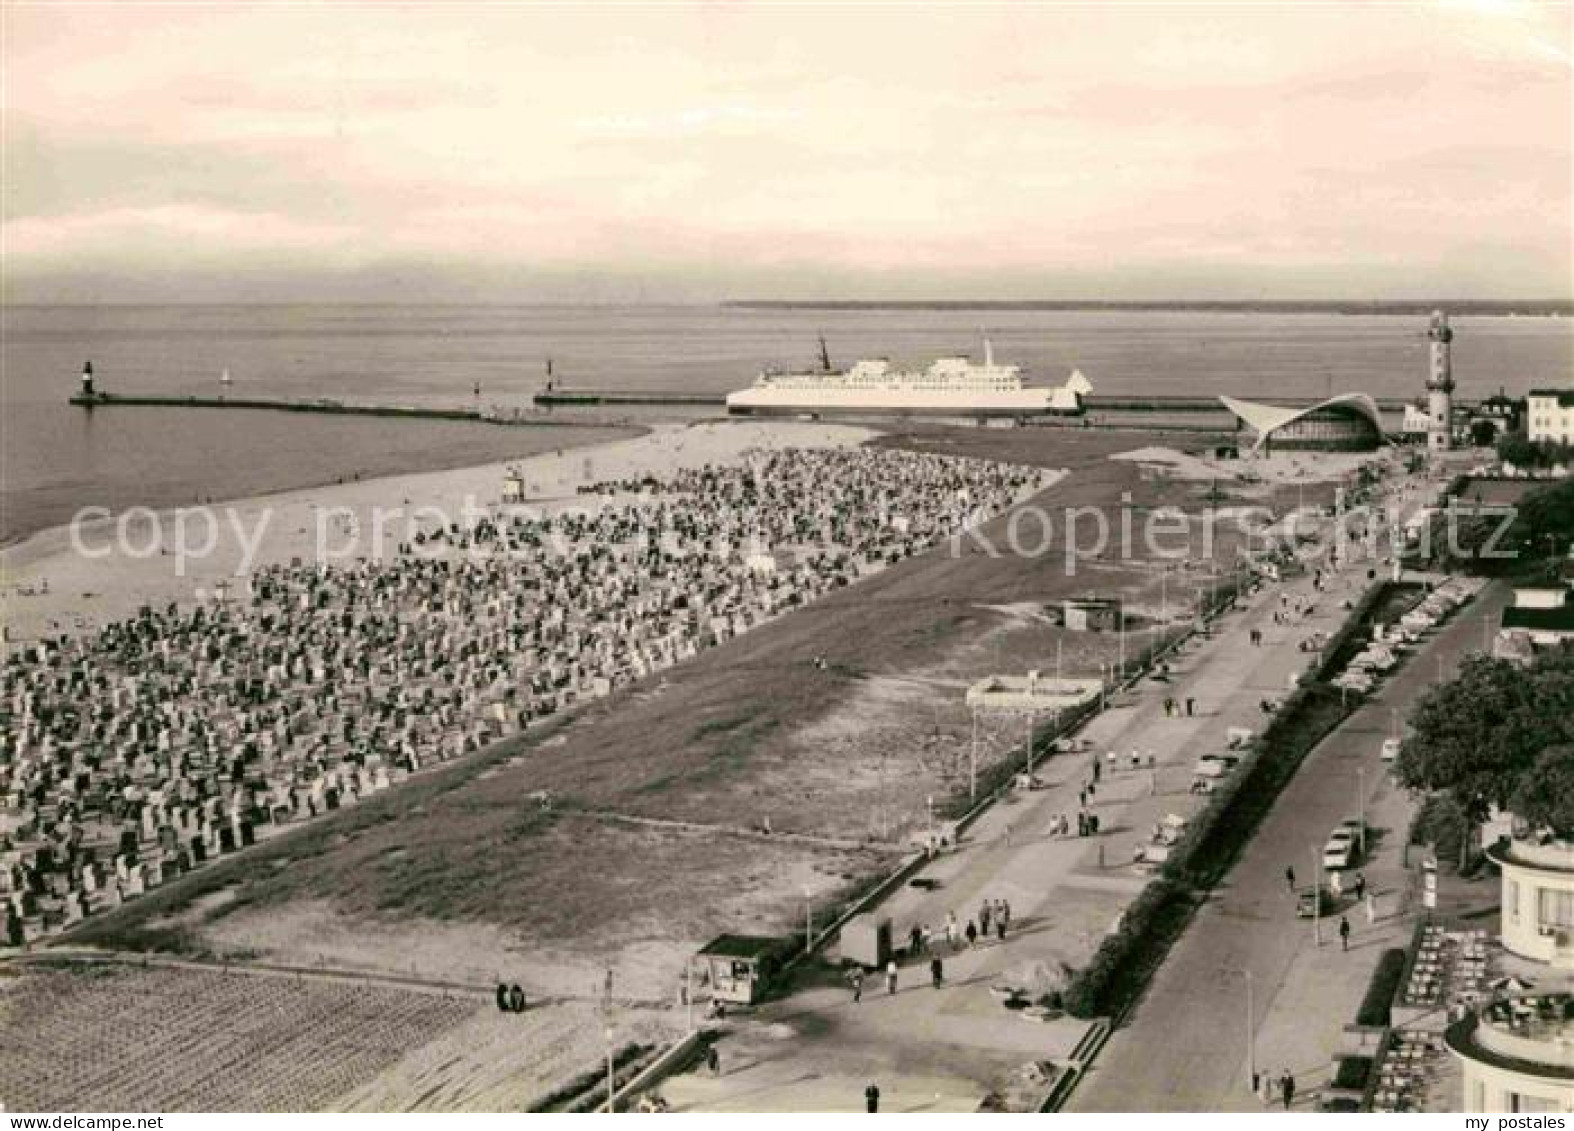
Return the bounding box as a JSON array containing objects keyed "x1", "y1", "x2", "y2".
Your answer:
[
  {"x1": 1026, "y1": 707, "x2": 1036, "y2": 776},
  {"x1": 969, "y1": 708, "x2": 978, "y2": 804},
  {"x1": 1357, "y1": 766, "x2": 1367, "y2": 857},
  {"x1": 1244, "y1": 969, "x2": 1257, "y2": 1093},
  {"x1": 926, "y1": 794, "x2": 935, "y2": 852},
  {"x1": 804, "y1": 886, "x2": 814, "y2": 952},
  {"x1": 1312, "y1": 844, "x2": 1323, "y2": 948}
]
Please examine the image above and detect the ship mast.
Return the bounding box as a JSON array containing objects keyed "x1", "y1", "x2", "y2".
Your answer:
[{"x1": 817, "y1": 334, "x2": 832, "y2": 372}]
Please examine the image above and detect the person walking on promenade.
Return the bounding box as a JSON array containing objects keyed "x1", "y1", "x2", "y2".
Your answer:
[
  {"x1": 707, "y1": 1046, "x2": 721, "y2": 1076},
  {"x1": 1339, "y1": 916, "x2": 1352, "y2": 952},
  {"x1": 995, "y1": 915, "x2": 1007, "y2": 943},
  {"x1": 979, "y1": 901, "x2": 992, "y2": 937},
  {"x1": 909, "y1": 924, "x2": 923, "y2": 956},
  {"x1": 930, "y1": 956, "x2": 943, "y2": 989},
  {"x1": 945, "y1": 912, "x2": 959, "y2": 949},
  {"x1": 865, "y1": 1084, "x2": 880, "y2": 1113},
  {"x1": 1285, "y1": 865, "x2": 1296, "y2": 892},
  {"x1": 849, "y1": 967, "x2": 864, "y2": 1003},
  {"x1": 1185, "y1": 697, "x2": 1196, "y2": 717},
  {"x1": 1280, "y1": 1072, "x2": 1296, "y2": 1110},
  {"x1": 885, "y1": 960, "x2": 898, "y2": 995},
  {"x1": 1352, "y1": 871, "x2": 1366, "y2": 902},
  {"x1": 964, "y1": 920, "x2": 978, "y2": 948}
]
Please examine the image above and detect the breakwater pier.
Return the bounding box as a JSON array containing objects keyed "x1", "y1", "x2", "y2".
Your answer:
[{"x1": 67, "y1": 390, "x2": 608, "y2": 428}]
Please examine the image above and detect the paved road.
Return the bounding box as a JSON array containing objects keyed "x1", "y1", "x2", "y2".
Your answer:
[{"x1": 1071, "y1": 581, "x2": 1507, "y2": 1112}]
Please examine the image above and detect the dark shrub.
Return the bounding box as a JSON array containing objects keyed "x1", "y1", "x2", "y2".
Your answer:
[{"x1": 1356, "y1": 949, "x2": 1407, "y2": 1028}]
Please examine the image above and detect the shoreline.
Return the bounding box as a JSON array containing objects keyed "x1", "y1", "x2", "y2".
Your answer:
[
  {"x1": 0, "y1": 418, "x2": 878, "y2": 642},
  {"x1": 0, "y1": 416, "x2": 649, "y2": 553}
]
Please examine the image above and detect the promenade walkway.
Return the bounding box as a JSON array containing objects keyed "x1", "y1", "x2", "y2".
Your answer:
[
  {"x1": 660, "y1": 470, "x2": 1430, "y2": 1112},
  {"x1": 1072, "y1": 581, "x2": 1505, "y2": 1112}
]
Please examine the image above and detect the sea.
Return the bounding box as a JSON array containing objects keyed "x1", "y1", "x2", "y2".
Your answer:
[{"x1": 3, "y1": 304, "x2": 1571, "y2": 545}]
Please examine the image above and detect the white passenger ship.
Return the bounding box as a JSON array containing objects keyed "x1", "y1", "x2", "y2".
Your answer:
[{"x1": 725, "y1": 339, "x2": 1091, "y2": 418}]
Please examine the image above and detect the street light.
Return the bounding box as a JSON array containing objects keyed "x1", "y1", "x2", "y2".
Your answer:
[
  {"x1": 804, "y1": 886, "x2": 814, "y2": 952},
  {"x1": 1244, "y1": 969, "x2": 1257, "y2": 1093},
  {"x1": 1356, "y1": 766, "x2": 1366, "y2": 857},
  {"x1": 1312, "y1": 844, "x2": 1323, "y2": 948},
  {"x1": 969, "y1": 708, "x2": 978, "y2": 804}
]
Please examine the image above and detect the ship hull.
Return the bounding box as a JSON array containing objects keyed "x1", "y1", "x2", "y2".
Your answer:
[{"x1": 725, "y1": 387, "x2": 1080, "y2": 418}]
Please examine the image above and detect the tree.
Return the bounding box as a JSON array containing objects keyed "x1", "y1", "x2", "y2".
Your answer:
[
  {"x1": 1510, "y1": 745, "x2": 1574, "y2": 839},
  {"x1": 1396, "y1": 649, "x2": 1574, "y2": 827},
  {"x1": 1469, "y1": 419, "x2": 1499, "y2": 448}
]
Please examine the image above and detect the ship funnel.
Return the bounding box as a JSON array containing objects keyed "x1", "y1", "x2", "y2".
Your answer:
[{"x1": 983, "y1": 337, "x2": 994, "y2": 367}]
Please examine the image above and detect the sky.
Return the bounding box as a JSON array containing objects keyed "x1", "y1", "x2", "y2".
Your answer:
[{"x1": 3, "y1": 1, "x2": 1571, "y2": 303}]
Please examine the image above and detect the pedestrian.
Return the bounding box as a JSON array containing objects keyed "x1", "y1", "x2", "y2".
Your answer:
[
  {"x1": 865, "y1": 1084, "x2": 880, "y2": 1113},
  {"x1": 909, "y1": 924, "x2": 923, "y2": 956},
  {"x1": 707, "y1": 1045, "x2": 721, "y2": 1076},
  {"x1": 979, "y1": 901, "x2": 992, "y2": 936},
  {"x1": 922, "y1": 923, "x2": 935, "y2": 952},
  {"x1": 1352, "y1": 872, "x2": 1366, "y2": 902},
  {"x1": 965, "y1": 920, "x2": 978, "y2": 947},
  {"x1": 885, "y1": 959, "x2": 898, "y2": 995},
  {"x1": 1089, "y1": 813, "x2": 1101, "y2": 835},
  {"x1": 1185, "y1": 697, "x2": 1196, "y2": 717},
  {"x1": 1258, "y1": 1071, "x2": 1274, "y2": 1107},
  {"x1": 1339, "y1": 915, "x2": 1351, "y2": 952},
  {"x1": 1285, "y1": 865, "x2": 1296, "y2": 891},
  {"x1": 946, "y1": 912, "x2": 959, "y2": 948},
  {"x1": 850, "y1": 967, "x2": 865, "y2": 1003},
  {"x1": 1365, "y1": 891, "x2": 1377, "y2": 925},
  {"x1": 930, "y1": 956, "x2": 943, "y2": 989},
  {"x1": 1078, "y1": 788, "x2": 1087, "y2": 808},
  {"x1": 1281, "y1": 1072, "x2": 1296, "y2": 1110},
  {"x1": 1091, "y1": 757, "x2": 1101, "y2": 783},
  {"x1": 995, "y1": 917, "x2": 1007, "y2": 942},
  {"x1": 999, "y1": 900, "x2": 1011, "y2": 930}
]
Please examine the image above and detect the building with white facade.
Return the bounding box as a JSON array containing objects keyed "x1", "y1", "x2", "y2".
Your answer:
[
  {"x1": 1527, "y1": 388, "x2": 1574, "y2": 445},
  {"x1": 1446, "y1": 992, "x2": 1574, "y2": 1113}
]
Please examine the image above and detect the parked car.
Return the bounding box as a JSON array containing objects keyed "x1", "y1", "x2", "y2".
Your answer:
[
  {"x1": 1323, "y1": 829, "x2": 1359, "y2": 870},
  {"x1": 1380, "y1": 737, "x2": 1402, "y2": 763},
  {"x1": 1193, "y1": 754, "x2": 1240, "y2": 779},
  {"x1": 1296, "y1": 885, "x2": 1334, "y2": 917}
]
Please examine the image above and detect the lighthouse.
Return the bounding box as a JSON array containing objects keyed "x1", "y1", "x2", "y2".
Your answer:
[
  {"x1": 80, "y1": 360, "x2": 96, "y2": 398},
  {"x1": 1426, "y1": 310, "x2": 1454, "y2": 455}
]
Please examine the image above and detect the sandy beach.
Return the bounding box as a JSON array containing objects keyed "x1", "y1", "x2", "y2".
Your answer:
[{"x1": 0, "y1": 419, "x2": 877, "y2": 644}]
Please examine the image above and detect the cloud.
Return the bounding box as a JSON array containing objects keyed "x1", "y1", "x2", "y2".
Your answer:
[
  {"x1": 4, "y1": 205, "x2": 359, "y2": 261},
  {"x1": 1, "y1": 3, "x2": 1569, "y2": 299}
]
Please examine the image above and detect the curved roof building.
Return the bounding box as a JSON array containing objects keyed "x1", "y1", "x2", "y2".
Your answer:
[{"x1": 1219, "y1": 393, "x2": 1384, "y2": 453}]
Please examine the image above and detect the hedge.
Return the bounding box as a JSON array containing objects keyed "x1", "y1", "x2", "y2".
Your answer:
[
  {"x1": 1356, "y1": 949, "x2": 1407, "y2": 1028},
  {"x1": 1332, "y1": 1056, "x2": 1373, "y2": 1091},
  {"x1": 1062, "y1": 877, "x2": 1196, "y2": 1019}
]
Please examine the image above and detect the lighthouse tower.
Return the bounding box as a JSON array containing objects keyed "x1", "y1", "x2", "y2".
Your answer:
[{"x1": 1426, "y1": 310, "x2": 1454, "y2": 455}]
